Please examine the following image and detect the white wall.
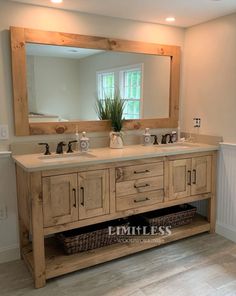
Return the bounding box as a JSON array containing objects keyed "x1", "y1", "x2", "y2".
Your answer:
[
  {"x1": 182, "y1": 13, "x2": 236, "y2": 243},
  {"x1": 181, "y1": 13, "x2": 236, "y2": 142},
  {"x1": 0, "y1": 0, "x2": 185, "y2": 262}
]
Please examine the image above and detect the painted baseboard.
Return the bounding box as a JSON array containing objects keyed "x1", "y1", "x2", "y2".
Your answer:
[
  {"x1": 0, "y1": 244, "x2": 20, "y2": 263},
  {"x1": 216, "y1": 222, "x2": 236, "y2": 243}
]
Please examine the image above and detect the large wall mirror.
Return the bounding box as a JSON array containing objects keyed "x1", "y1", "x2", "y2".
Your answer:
[{"x1": 10, "y1": 27, "x2": 180, "y2": 136}]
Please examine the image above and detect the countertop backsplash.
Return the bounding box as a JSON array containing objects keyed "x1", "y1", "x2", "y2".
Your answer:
[{"x1": 10, "y1": 128, "x2": 177, "y2": 155}]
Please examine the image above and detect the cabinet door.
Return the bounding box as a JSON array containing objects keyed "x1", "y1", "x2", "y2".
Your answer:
[
  {"x1": 78, "y1": 169, "x2": 110, "y2": 220},
  {"x1": 42, "y1": 174, "x2": 78, "y2": 227},
  {"x1": 191, "y1": 156, "x2": 212, "y2": 195},
  {"x1": 169, "y1": 159, "x2": 192, "y2": 200}
]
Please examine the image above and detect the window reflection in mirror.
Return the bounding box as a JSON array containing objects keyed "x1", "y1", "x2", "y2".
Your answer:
[{"x1": 26, "y1": 43, "x2": 171, "y2": 123}]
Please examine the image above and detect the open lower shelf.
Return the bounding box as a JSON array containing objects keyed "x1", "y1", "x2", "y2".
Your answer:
[{"x1": 23, "y1": 214, "x2": 210, "y2": 280}]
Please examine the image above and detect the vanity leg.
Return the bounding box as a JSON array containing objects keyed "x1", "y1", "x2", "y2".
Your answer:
[
  {"x1": 31, "y1": 172, "x2": 46, "y2": 288},
  {"x1": 209, "y1": 152, "x2": 217, "y2": 233},
  {"x1": 16, "y1": 166, "x2": 30, "y2": 258},
  {"x1": 209, "y1": 197, "x2": 216, "y2": 233},
  {"x1": 18, "y1": 219, "x2": 30, "y2": 259}
]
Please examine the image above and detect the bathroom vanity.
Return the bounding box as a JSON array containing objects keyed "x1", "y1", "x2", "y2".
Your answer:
[
  {"x1": 10, "y1": 26, "x2": 217, "y2": 289},
  {"x1": 13, "y1": 143, "x2": 218, "y2": 288}
]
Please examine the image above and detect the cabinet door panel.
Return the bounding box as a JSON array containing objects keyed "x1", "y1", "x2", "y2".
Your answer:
[
  {"x1": 191, "y1": 156, "x2": 212, "y2": 195},
  {"x1": 43, "y1": 174, "x2": 78, "y2": 227},
  {"x1": 169, "y1": 159, "x2": 191, "y2": 200},
  {"x1": 78, "y1": 169, "x2": 110, "y2": 220}
]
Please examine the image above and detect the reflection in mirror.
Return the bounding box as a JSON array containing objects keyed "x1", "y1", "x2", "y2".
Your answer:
[{"x1": 26, "y1": 43, "x2": 171, "y2": 123}]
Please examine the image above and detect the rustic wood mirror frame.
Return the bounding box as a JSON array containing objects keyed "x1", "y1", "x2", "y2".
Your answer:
[{"x1": 10, "y1": 26, "x2": 180, "y2": 136}]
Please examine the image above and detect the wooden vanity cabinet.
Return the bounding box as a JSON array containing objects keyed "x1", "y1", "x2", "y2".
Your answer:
[
  {"x1": 15, "y1": 151, "x2": 217, "y2": 289},
  {"x1": 168, "y1": 156, "x2": 212, "y2": 200}
]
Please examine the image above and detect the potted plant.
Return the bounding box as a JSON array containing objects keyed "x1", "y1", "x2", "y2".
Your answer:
[{"x1": 95, "y1": 92, "x2": 126, "y2": 149}]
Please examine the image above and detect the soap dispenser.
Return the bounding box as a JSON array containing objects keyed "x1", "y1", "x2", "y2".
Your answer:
[
  {"x1": 79, "y1": 132, "x2": 90, "y2": 152},
  {"x1": 75, "y1": 125, "x2": 80, "y2": 151},
  {"x1": 143, "y1": 128, "x2": 152, "y2": 146}
]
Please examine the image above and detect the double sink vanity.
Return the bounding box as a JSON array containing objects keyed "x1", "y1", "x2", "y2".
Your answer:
[{"x1": 13, "y1": 142, "x2": 218, "y2": 288}]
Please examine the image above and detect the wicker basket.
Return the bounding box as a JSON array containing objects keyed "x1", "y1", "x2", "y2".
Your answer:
[
  {"x1": 57, "y1": 219, "x2": 129, "y2": 255},
  {"x1": 142, "y1": 204, "x2": 197, "y2": 229}
]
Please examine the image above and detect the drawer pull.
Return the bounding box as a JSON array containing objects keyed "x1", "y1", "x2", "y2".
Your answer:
[
  {"x1": 80, "y1": 186, "x2": 85, "y2": 206},
  {"x1": 187, "y1": 170, "x2": 191, "y2": 186},
  {"x1": 134, "y1": 169, "x2": 150, "y2": 174},
  {"x1": 72, "y1": 188, "x2": 77, "y2": 208},
  {"x1": 192, "y1": 169, "x2": 197, "y2": 184},
  {"x1": 134, "y1": 197, "x2": 150, "y2": 203},
  {"x1": 134, "y1": 183, "x2": 150, "y2": 189}
]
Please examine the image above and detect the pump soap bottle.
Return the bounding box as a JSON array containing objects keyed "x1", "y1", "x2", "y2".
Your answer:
[
  {"x1": 79, "y1": 132, "x2": 90, "y2": 152},
  {"x1": 143, "y1": 128, "x2": 152, "y2": 146},
  {"x1": 75, "y1": 125, "x2": 80, "y2": 151}
]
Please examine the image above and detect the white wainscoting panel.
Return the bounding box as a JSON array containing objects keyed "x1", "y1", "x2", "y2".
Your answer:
[
  {"x1": 0, "y1": 153, "x2": 19, "y2": 263},
  {"x1": 216, "y1": 143, "x2": 236, "y2": 242}
]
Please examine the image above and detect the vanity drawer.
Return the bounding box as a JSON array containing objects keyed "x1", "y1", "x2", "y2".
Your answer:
[
  {"x1": 116, "y1": 176, "x2": 163, "y2": 198},
  {"x1": 116, "y1": 190, "x2": 164, "y2": 211},
  {"x1": 116, "y1": 162, "x2": 163, "y2": 182}
]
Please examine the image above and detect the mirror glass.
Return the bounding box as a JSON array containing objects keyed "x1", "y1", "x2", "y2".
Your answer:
[{"x1": 26, "y1": 43, "x2": 171, "y2": 123}]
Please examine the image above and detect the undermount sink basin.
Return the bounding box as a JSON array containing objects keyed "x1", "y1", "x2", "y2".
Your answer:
[{"x1": 38, "y1": 152, "x2": 96, "y2": 163}]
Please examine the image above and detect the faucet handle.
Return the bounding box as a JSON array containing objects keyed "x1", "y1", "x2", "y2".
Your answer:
[
  {"x1": 38, "y1": 143, "x2": 51, "y2": 155},
  {"x1": 67, "y1": 140, "x2": 78, "y2": 153},
  {"x1": 161, "y1": 134, "x2": 172, "y2": 144},
  {"x1": 151, "y1": 135, "x2": 159, "y2": 145}
]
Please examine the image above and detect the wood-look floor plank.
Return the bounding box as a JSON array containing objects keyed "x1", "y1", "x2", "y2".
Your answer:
[{"x1": 0, "y1": 234, "x2": 236, "y2": 296}]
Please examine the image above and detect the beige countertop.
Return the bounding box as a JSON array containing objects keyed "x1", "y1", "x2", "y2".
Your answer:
[{"x1": 12, "y1": 142, "x2": 219, "y2": 172}]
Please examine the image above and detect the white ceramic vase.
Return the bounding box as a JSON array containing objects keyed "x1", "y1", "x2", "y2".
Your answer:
[{"x1": 110, "y1": 132, "x2": 124, "y2": 149}]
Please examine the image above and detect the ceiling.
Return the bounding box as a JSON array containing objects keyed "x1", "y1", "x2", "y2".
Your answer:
[
  {"x1": 10, "y1": 0, "x2": 236, "y2": 28},
  {"x1": 26, "y1": 44, "x2": 104, "y2": 59}
]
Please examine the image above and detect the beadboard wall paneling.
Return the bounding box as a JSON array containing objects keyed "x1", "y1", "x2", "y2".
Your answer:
[
  {"x1": 0, "y1": 154, "x2": 19, "y2": 263},
  {"x1": 216, "y1": 143, "x2": 236, "y2": 243}
]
